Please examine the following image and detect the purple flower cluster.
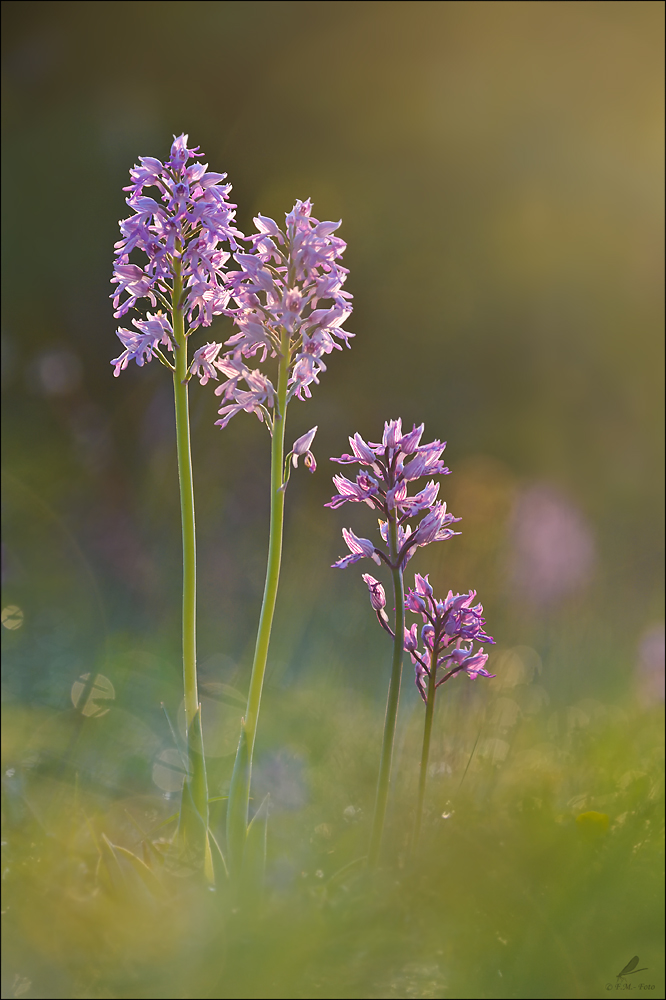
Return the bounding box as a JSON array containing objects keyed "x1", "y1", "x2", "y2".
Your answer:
[
  {"x1": 213, "y1": 199, "x2": 353, "y2": 428},
  {"x1": 327, "y1": 419, "x2": 459, "y2": 570},
  {"x1": 111, "y1": 134, "x2": 242, "y2": 376},
  {"x1": 401, "y1": 573, "x2": 495, "y2": 700}
]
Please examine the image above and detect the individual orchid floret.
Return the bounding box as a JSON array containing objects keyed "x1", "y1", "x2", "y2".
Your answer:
[
  {"x1": 413, "y1": 573, "x2": 433, "y2": 597},
  {"x1": 213, "y1": 199, "x2": 353, "y2": 429},
  {"x1": 290, "y1": 426, "x2": 318, "y2": 471},
  {"x1": 409, "y1": 502, "x2": 460, "y2": 548},
  {"x1": 328, "y1": 419, "x2": 458, "y2": 572},
  {"x1": 402, "y1": 446, "x2": 449, "y2": 482},
  {"x1": 278, "y1": 426, "x2": 319, "y2": 494},
  {"x1": 215, "y1": 362, "x2": 275, "y2": 427},
  {"x1": 404, "y1": 623, "x2": 419, "y2": 653},
  {"x1": 362, "y1": 574, "x2": 391, "y2": 632},
  {"x1": 362, "y1": 573, "x2": 387, "y2": 612},
  {"x1": 189, "y1": 342, "x2": 223, "y2": 385},
  {"x1": 328, "y1": 471, "x2": 381, "y2": 509},
  {"x1": 333, "y1": 529, "x2": 382, "y2": 570},
  {"x1": 445, "y1": 645, "x2": 493, "y2": 680},
  {"x1": 111, "y1": 313, "x2": 174, "y2": 376},
  {"x1": 405, "y1": 576, "x2": 431, "y2": 613},
  {"x1": 110, "y1": 133, "x2": 242, "y2": 377},
  {"x1": 111, "y1": 327, "x2": 159, "y2": 376}
]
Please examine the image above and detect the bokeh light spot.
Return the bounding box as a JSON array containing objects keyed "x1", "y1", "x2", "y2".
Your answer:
[
  {"x1": 2, "y1": 605, "x2": 24, "y2": 630},
  {"x1": 70, "y1": 672, "x2": 115, "y2": 717},
  {"x1": 495, "y1": 646, "x2": 542, "y2": 689},
  {"x1": 32, "y1": 348, "x2": 82, "y2": 396}
]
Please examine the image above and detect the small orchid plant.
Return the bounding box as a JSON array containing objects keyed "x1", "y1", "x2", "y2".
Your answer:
[
  {"x1": 327, "y1": 419, "x2": 462, "y2": 863},
  {"x1": 328, "y1": 420, "x2": 495, "y2": 860}
]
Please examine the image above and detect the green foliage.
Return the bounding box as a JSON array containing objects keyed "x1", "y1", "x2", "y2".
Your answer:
[{"x1": 2, "y1": 682, "x2": 663, "y2": 998}]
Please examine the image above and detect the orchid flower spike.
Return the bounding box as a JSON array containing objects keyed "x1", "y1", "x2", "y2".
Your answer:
[{"x1": 327, "y1": 419, "x2": 460, "y2": 571}]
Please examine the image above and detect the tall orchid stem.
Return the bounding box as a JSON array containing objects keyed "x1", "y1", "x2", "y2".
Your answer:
[
  {"x1": 226, "y1": 329, "x2": 289, "y2": 876},
  {"x1": 413, "y1": 646, "x2": 439, "y2": 850},
  {"x1": 245, "y1": 329, "x2": 289, "y2": 756},
  {"x1": 172, "y1": 262, "x2": 199, "y2": 731},
  {"x1": 368, "y1": 518, "x2": 405, "y2": 868},
  {"x1": 171, "y1": 261, "x2": 208, "y2": 831}
]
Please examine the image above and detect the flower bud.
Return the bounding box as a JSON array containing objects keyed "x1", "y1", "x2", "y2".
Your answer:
[{"x1": 362, "y1": 574, "x2": 386, "y2": 612}]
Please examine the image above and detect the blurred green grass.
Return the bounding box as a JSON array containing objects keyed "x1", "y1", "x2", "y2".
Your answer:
[{"x1": 2, "y1": 668, "x2": 663, "y2": 998}]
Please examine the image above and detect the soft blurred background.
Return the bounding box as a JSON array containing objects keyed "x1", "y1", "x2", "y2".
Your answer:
[{"x1": 2, "y1": 2, "x2": 664, "y2": 998}]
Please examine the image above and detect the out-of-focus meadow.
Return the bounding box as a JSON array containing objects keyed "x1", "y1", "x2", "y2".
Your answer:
[{"x1": 1, "y1": 2, "x2": 664, "y2": 997}]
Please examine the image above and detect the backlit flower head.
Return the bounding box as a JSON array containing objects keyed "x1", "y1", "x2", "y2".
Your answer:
[
  {"x1": 110, "y1": 134, "x2": 242, "y2": 378},
  {"x1": 403, "y1": 574, "x2": 495, "y2": 701},
  {"x1": 214, "y1": 199, "x2": 352, "y2": 428},
  {"x1": 327, "y1": 419, "x2": 459, "y2": 571}
]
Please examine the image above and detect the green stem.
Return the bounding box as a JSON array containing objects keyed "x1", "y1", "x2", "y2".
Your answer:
[
  {"x1": 171, "y1": 262, "x2": 210, "y2": 847},
  {"x1": 413, "y1": 647, "x2": 438, "y2": 850},
  {"x1": 368, "y1": 518, "x2": 405, "y2": 868},
  {"x1": 171, "y1": 263, "x2": 199, "y2": 733},
  {"x1": 226, "y1": 328, "x2": 290, "y2": 876},
  {"x1": 245, "y1": 328, "x2": 290, "y2": 757}
]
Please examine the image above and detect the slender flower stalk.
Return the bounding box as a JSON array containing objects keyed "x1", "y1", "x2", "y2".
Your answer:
[
  {"x1": 328, "y1": 419, "x2": 459, "y2": 865},
  {"x1": 110, "y1": 136, "x2": 241, "y2": 854},
  {"x1": 414, "y1": 643, "x2": 438, "y2": 850},
  {"x1": 220, "y1": 201, "x2": 352, "y2": 875},
  {"x1": 369, "y1": 519, "x2": 406, "y2": 867},
  {"x1": 171, "y1": 257, "x2": 199, "y2": 733},
  {"x1": 403, "y1": 574, "x2": 494, "y2": 847},
  {"x1": 244, "y1": 328, "x2": 289, "y2": 757}
]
